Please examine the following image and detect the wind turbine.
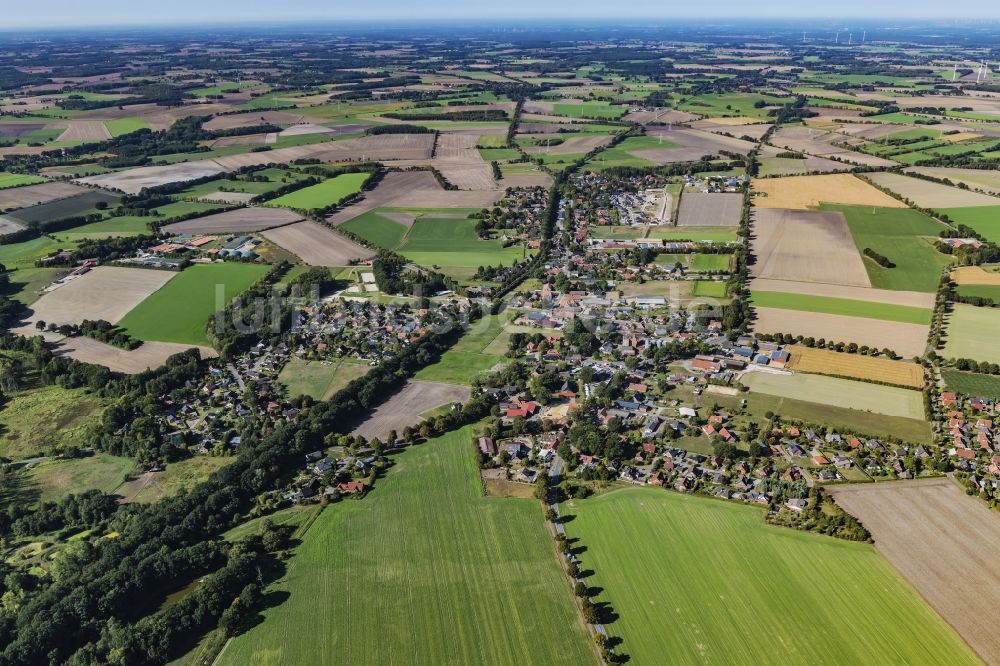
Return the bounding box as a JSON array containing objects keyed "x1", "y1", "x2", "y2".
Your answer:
[{"x1": 862, "y1": 30, "x2": 867, "y2": 43}]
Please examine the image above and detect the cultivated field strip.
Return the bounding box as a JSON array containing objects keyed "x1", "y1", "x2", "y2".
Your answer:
[
  {"x1": 261, "y1": 221, "x2": 372, "y2": 265},
  {"x1": 0, "y1": 181, "x2": 88, "y2": 209},
  {"x1": 161, "y1": 207, "x2": 303, "y2": 234},
  {"x1": 786, "y1": 346, "x2": 925, "y2": 388},
  {"x1": 866, "y1": 171, "x2": 1000, "y2": 208},
  {"x1": 350, "y1": 380, "x2": 471, "y2": 440},
  {"x1": 752, "y1": 307, "x2": 930, "y2": 358},
  {"x1": 676, "y1": 192, "x2": 742, "y2": 227},
  {"x1": 751, "y1": 174, "x2": 905, "y2": 210},
  {"x1": 749, "y1": 278, "x2": 935, "y2": 308},
  {"x1": 830, "y1": 479, "x2": 1000, "y2": 665}
]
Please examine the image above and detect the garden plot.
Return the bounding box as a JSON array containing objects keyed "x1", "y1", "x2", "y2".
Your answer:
[
  {"x1": 77, "y1": 160, "x2": 226, "y2": 194},
  {"x1": 327, "y1": 171, "x2": 501, "y2": 226},
  {"x1": 676, "y1": 192, "x2": 742, "y2": 227},
  {"x1": 753, "y1": 307, "x2": 929, "y2": 358},
  {"x1": 830, "y1": 479, "x2": 1000, "y2": 666},
  {"x1": 19, "y1": 266, "x2": 175, "y2": 329},
  {"x1": 350, "y1": 380, "x2": 471, "y2": 441},
  {"x1": 752, "y1": 174, "x2": 905, "y2": 210},
  {"x1": 161, "y1": 207, "x2": 302, "y2": 234},
  {"x1": 261, "y1": 221, "x2": 372, "y2": 265},
  {"x1": 0, "y1": 181, "x2": 89, "y2": 210},
  {"x1": 750, "y1": 208, "x2": 870, "y2": 287},
  {"x1": 865, "y1": 171, "x2": 1000, "y2": 208}
]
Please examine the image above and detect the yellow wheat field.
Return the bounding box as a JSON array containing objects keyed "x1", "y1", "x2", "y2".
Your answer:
[
  {"x1": 751, "y1": 173, "x2": 906, "y2": 210},
  {"x1": 786, "y1": 346, "x2": 924, "y2": 388}
]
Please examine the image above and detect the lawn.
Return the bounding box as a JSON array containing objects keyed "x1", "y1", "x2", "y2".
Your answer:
[
  {"x1": 220, "y1": 425, "x2": 593, "y2": 666},
  {"x1": 0, "y1": 385, "x2": 104, "y2": 460},
  {"x1": 104, "y1": 117, "x2": 150, "y2": 137},
  {"x1": 560, "y1": 488, "x2": 978, "y2": 665},
  {"x1": 741, "y1": 371, "x2": 926, "y2": 420},
  {"x1": 339, "y1": 210, "x2": 407, "y2": 249},
  {"x1": 822, "y1": 204, "x2": 952, "y2": 292},
  {"x1": 937, "y1": 206, "x2": 1000, "y2": 243},
  {"x1": 689, "y1": 253, "x2": 732, "y2": 272},
  {"x1": 265, "y1": 172, "x2": 370, "y2": 211},
  {"x1": 0, "y1": 172, "x2": 45, "y2": 189},
  {"x1": 750, "y1": 291, "x2": 933, "y2": 324},
  {"x1": 943, "y1": 369, "x2": 1000, "y2": 399},
  {"x1": 277, "y1": 357, "x2": 370, "y2": 400},
  {"x1": 24, "y1": 454, "x2": 133, "y2": 503},
  {"x1": 943, "y1": 303, "x2": 1000, "y2": 364},
  {"x1": 691, "y1": 280, "x2": 727, "y2": 298},
  {"x1": 413, "y1": 312, "x2": 509, "y2": 384},
  {"x1": 118, "y1": 263, "x2": 270, "y2": 346}
]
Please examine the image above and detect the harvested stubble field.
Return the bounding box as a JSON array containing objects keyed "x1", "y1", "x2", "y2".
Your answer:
[
  {"x1": 78, "y1": 161, "x2": 227, "y2": 194},
  {"x1": 261, "y1": 221, "x2": 372, "y2": 266},
  {"x1": 750, "y1": 208, "x2": 871, "y2": 287},
  {"x1": 221, "y1": 424, "x2": 592, "y2": 666},
  {"x1": 327, "y1": 171, "x2": 501, "y2": 226},
  {"x1": 951, "y1": 265, "x2": 1000, "y2": 285},
  {"x1": 748, "y1": 278, "x2": 935, "y2": 308},
  {"x1": 741, "y1": 371, "x2": 926, "y2": 419},
  {"x1": 0, "y1": 181, "x2": 89, "y2": 210},
  {"x1": 350, "y1": 379, "x2": 471, "y2": 441},
  {"x1": 786, "y1": 346, "x2": 924, "y2": 388},
  {"x1": 942, "y1": 303, "x2": 1000, "y2": 364},
  {"x1": 676, "y1": 191, "x2": 742, "y2": 227},
  {"x1": 865, "y1": 171, "x2": 1000, "y2": 208},
  {"x1": 766, "y1": 125, "x2": 899, "y2": 167},
  {"x1": 830, "y1": 478, "x2": 1000, "y2": 665},
  {"x1": 752, "y1": 174, "x2": 905, "y2": 210},
  {"x1": 561, "y1": 487, "x2": 975, "y2": 666},
  {"x1": 52, "y1": 336, "x2": 217, "y2": 374},
  {"x1": 54, "y1": 120, "x2": 111, "y2": 142},
  {"x1": 753, "y1": 307, "x2": 930, "y2": 358},
  {"x1": 20, "y1": 266, "x2": 175, "y2": 329},
  {"x1": 161, "y1": 206, "x2": 302, "y2": 234}
]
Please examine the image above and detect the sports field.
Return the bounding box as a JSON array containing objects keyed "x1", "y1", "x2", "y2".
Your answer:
[
  {"x1": 786, "y1": 346, "x2": 924, "y2": 388},
  {"x1": 942, "y1": 304, "x2": 1000, "y2": 364},
  {"x1": 221, "y1": 425, "x2": 593, "y2": 666},
  {"x1": 741, "y1": 371, "x2": 926, "y2": 420},
  {"x1": 266, "y1": 172, "x2": 370, "y2": 210},
  {"x1": 750, "y1": 291, "x2": 932, "y2": 324},
  {"x1": 821, "y1": 204, "x2": 952, "y2": 292},
  {"x1": 560, "y1": 488, "x2": 975, "y2": 666},
  {"x1": 691, "y1": 280, "x2": 727, "y2": 298},
  {"x1": 118, "y1": 263, "x2": 269, "y2": 346}
]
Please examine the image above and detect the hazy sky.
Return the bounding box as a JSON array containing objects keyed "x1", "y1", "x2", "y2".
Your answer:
[{"x1": 4, "y1": 1, "x2": 999, "y2": 28}]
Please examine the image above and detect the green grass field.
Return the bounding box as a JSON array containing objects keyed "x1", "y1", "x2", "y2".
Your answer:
[
  {"x1": 583, "y1": 135, "x2": 669, "y2": 170},
  {"x1": 689, "y1": 253, "x2": 732, "y2": 271},
  {"x1": 478, "y1": 147, "x2": 521, "y2": 161},
  {"x1": 117, "y1": 456, "x2": 235, "y2": 503},
  {"x1": 266, "y1": 172, "x2": 370, "y2": 210},
  {"x1": 750, "y1": 291, "x2": 933, "y2": 324},
  {"x1": 277, "y1": 357, "x2": 370, "y2": 400},
  {"x1": 677, "y1": 92, "x2": 787, "y2": 119},
  {"x1": 118, "y1": 263, "x2": 269, "y2": 346},
  {"x1": 399, "y1": 217, "x2": 529, "y2": 276},
  {"x1": 104, "y1": 117, "x2": 150, "y2": 137},
  {"x1": 0, "y1": 385, "x2": 104, "y2": 460},
  {"x1": 942, "y1": 369, "x2": 1000, "y2": 399},
  {"x1": 955, "y1": 284, "x2": 1000, "y2": 301},
  {"x1": 0, "y1": 172, "x2": 45, "y2": 189},
  {"x1": 221, "y1": 425, "x2": 593, "y2": 666},
  {"x1": 561, "y1": 488, "x2": 977, "y2": 665},
  {"x1": 24, "y1": 455, "x2": 133, "y2": 503},
  {"x1": 0, "y1": 236, "x2": 75, "y2": 268},
  {"x1": 5, "y1": 266, "x2": 61, "y2": 304},
  {"x1": 339, "y1": 210, "x2": 407, "y2": 249},
  {"x1": 937, "y1": 206, "x2": 1000, "y2": 243},
  {"x1": 51, "y1": 215, "x2": 152, "y2": 242},
  {"x1": 552, "y1": 101, "x2": 624, "y2": 119},
  {"x1": 943, "y1": 303, "x2": 1000, "y2": 364},
  {"x1": 742, "y1": 371, "x2": 926, "y2": 420},
  {"x1": 822, "y1": 204, "x2": 952, "y2": 292},
  {"x1": 414, "y1": 312, "x2": 509, "y2": 384}
]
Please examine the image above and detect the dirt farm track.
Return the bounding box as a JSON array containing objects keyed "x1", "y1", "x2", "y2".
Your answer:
[{"x1": 830, "y1": 478, "x2": 1000, "y2": 665}]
